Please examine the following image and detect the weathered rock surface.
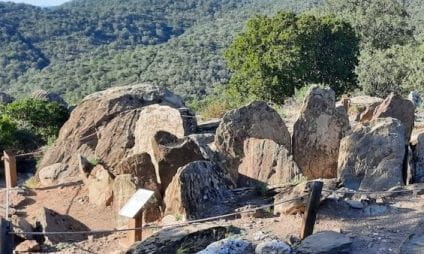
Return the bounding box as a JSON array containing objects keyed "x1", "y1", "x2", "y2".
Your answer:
[
  {"x1": 152, "y1": 131, "x2": 204, "y2": 192},
  {"x1": 132, "y1": 104, "x2": 197, "y2": 163},
  {"x1": 372, "y1": 93, "x2": 415, "y2": 141},
  {"x1": 356, "y1": 100, "x2": 382, "y2": 123},
  {"x1": 126, "y1": 224, "x2": 238, "y2": 254},
  {"x1": 0, "y1": 92, "x2": 14, "y2": 104},
  {"x1": 293, "y1": 87, "x2": 350, "y2": 179},
  {"x1": 255, "y1": 240, "x2": 292, "y2": 254},
  {"x1": 188, "y1": 133, "x2": 216, "y2": 160},
  {"x1": 11, "y1": 215, "x2": 33, "y2": 240},
  {"x1": 296, "y1": 231, "x2": 352, "y2": 254},
  {"x1": 409, "y1": 133, "x2": 424, "y2": 183},
  {"x1": 164, "y1": 161, "x2": 234, "y2": 220},
  {"x1": 14, "y1": 240, "x2": 40, "y2": 253},
  {"x1": 238, "y1": 138, "x2": 300, "y2": 186},
  {"x1": 338, "y1": 118, "x2": 407, "y2": 191},
  {"x1": 31, "y1": 89, "x2": 68, "y2": 108},
  {"x1": 86, "y1": 165, "x2": 113, "y2": 207},
  {"x1": 408, "y1": 91, "x2": 422, "y2": 107},
  {"x1": 198, "y1": 239, "x2": 255, "y2": 254},
  {"x1": 348, "y1": 96, "x2": 383, "y2": 116},
  {"x1": 215, "y1": 101, "x2": 292, "y2": 181},
  {"x1": 38, "y1": 163, "x2": 72, "y2": 186},
  {"x1": 113, "y1": 173, "x2": 162, "y2": 227},
  {"x1": 39, "y1": 84, "x2": 186, "y2": 181},
  {"x1": 34, "y1": 207, "x2": 89, "y2": 244}
]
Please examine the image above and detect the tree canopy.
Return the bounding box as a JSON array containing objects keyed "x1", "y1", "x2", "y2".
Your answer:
[{"x1": 224, "y1": 12, "x2": 359, "y2": 103}]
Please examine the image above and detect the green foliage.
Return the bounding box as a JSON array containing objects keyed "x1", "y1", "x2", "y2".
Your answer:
[
  {"x1": 0, "y1": 98, "x2": 69, "y2": 152},
  {"x1": 0, "y1": 115, "x2": 19, "y2": 151},
  {"x1": 3, "y1": 98, "x2": 69, "y2": 141},
  {"x1": 224, "y1": 12, "x2": 359, "y2": 103},
  {"x1": 1, "y1": 0, "x2": 319, "y2": 102},
  {"x1": 357, "y1": 44, "x2": 424, "y2": 98},
  {"x1": 322, "y1": 0, "x2": 415, "y2": 49}
]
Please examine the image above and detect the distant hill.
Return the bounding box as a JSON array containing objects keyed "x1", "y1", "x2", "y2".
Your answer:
[{"x1": 0, "y1": 0, "x2": 322, "y2": 103}]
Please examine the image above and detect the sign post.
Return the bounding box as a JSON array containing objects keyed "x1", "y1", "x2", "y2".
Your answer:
[
  {"x1": 119, "y1": 189, "x2": 154, "y2": 244},
  {"x1": 3, "y1": 150, "x2": 17, "y2": 188}
]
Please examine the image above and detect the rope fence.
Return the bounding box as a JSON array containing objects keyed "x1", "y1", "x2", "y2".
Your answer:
[{"x1": 7, "y1": 195, "x2": 308, "y2": 236}]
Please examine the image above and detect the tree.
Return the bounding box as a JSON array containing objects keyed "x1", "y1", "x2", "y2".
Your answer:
[
  {"x1": 357, "y1": 44, "x2": 424, "y2": 98},
  {"x1": 322, "y1": 0, "x2": 415, "y2": 49},
  {"x1": 224, "y1": 12, "x2": 360, "y2": 103}
]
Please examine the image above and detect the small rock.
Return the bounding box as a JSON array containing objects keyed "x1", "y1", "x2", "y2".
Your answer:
[
  {"x1": 345, "y1": 200, "x2": 364, "y2": 209},
  {"x1": 254, "y1": 231, "x2": 268, "y2": 241},
  {"x1": 255, "y1": 240, "x2": 292, "y2": 254},
  {"x1": 198, "y1": 239, "x2": 255, "y2": 254},
  {"x1": 296, "y1": 231, "x2": 352, "y2": 254},
  {"x1": 14, "y1": 240, "x2": 40, "y2": 253}
]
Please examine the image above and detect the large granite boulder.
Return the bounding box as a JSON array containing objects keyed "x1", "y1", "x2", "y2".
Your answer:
[
  {"x1": 338, "y1": 118, "x2": 407, "y2": 191},
  {"x1": 215, "y1": 101, "x2": 292, "y2": 182},
  {"x1": 31, "y1": 89, "x2": 68, "y2": 108},
  {"x1": 164, "y1": 161, "x2": 234, "y2": 220},
  {"x1": 132, "y1": 104, "x2": 197, "y2": 164},
  {"x1": 371, "y1": 93, "x2": 415, "y2": 141},
  {"x1": 126, "y1": 224, "x2": 238, "y2": 254},
  {"x1": 0, "y1": 92, "x2": 14, "y2": 104},
  {"x1": 238, "y1": 138, "x2": 300, "y2": 186},
  {"x1": 38, "y1": 84, "x2": 190, "y2": 183},
  {"x1": 293, "y1": 86, "x2": 350, "y2": 179},
  {"x1": 151, "y1": 131, "x2": 204, "y2": 193},
  {"x1": 296, "y1": 231, "x2": 352, "y2": 254},
  {"x1": 34, "y1": 208, "x2": 89, "y2": 244}
]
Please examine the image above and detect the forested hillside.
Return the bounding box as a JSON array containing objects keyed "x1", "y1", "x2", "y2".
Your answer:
[
  {"x1": 2, "y1": 0, "x2": 424, "y2": 104},
  {"x1": 0, "y1": 0, "x2": 320, "y2": 103}
]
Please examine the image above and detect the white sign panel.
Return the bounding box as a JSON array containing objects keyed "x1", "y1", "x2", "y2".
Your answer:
[{"x1": 119, "y1": 189, "x2": 155, "y2": 218}]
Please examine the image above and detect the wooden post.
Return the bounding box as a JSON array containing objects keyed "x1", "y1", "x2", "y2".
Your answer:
[
  {"x1": 127, "y1": 212, "x2": 143, "y2": 244},
  {"x1": 301, "y1": 181, "x2": 323, "y2": 239},
  {"x1": 0, "y1": 218, "x2": 13, "y2": 254},
  {"x1": 3, "y1": 151, "x2": 17, "y2": 189}
]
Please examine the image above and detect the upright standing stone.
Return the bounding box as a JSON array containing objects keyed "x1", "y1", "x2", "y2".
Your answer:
[
  {"x1": 372, "y1": 92, "x2": 415, "y2": 141},
  {"x1": 293, "y1": 86, "x2": 350, "y2": 179},
  {"x1": 214, "y1": 101, "x2": 292, "y2": 182}
]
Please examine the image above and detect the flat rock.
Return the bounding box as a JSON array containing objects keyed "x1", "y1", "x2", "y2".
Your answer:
[
  {"x1": 198, "y1": 239, "x2": 255, "y2": 254},
  {"x1": 126, "y1": 224, "x2": 238, "y2": 254},
  {"x1": 255, "y1": 240, "x2": 292, "y2": 254},
  {"x1": 297, "y1": 231, "x2": 352, "y2": 254}
]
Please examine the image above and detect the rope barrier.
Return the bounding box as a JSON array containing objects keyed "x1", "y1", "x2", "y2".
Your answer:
[
  {"x1": 321, "y1": 186, "x2": 424, "y2": 195},
  {"x1": 8, "y1": 195, "x2": 307, "y2": 236}
]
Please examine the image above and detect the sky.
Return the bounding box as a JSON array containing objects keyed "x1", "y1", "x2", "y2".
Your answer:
[{"x1": 0, "y1": 0, "x2": 70, "y2": 6}]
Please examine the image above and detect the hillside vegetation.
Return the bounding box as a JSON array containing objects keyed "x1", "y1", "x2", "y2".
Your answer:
[{"x1": 0, "y1": 0, "x2": 319, "y2": 103}]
